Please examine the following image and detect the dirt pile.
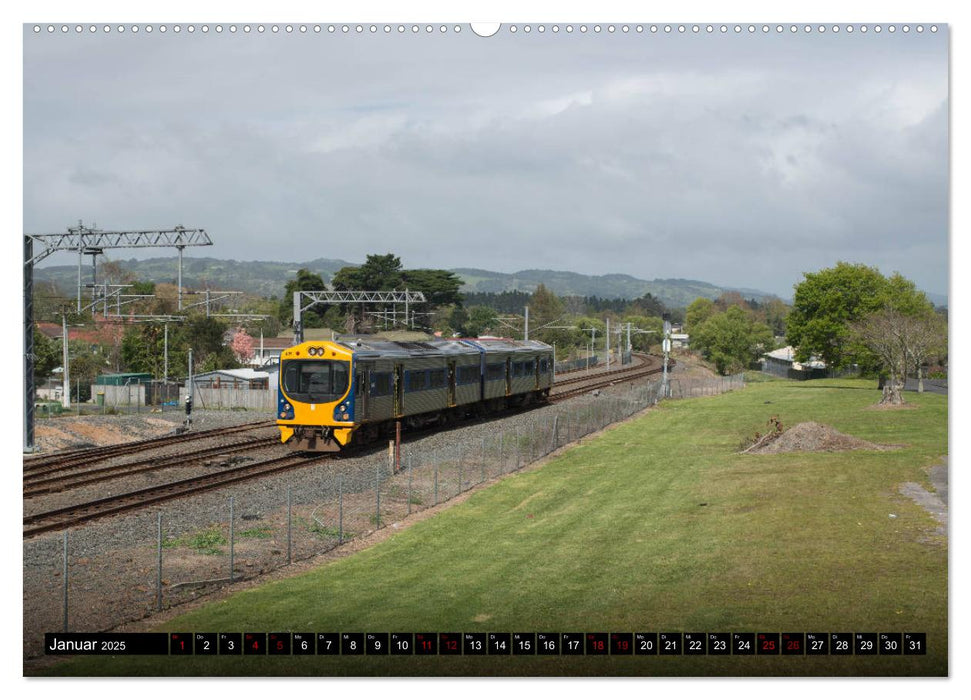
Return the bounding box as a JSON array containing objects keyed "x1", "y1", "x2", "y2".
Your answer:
[
  {"x1": 33, "y1": 416, "x2": 177, "y2": 452},
  {"x1": 743, "y1": 421, "x2": 899, "y2": 454}
]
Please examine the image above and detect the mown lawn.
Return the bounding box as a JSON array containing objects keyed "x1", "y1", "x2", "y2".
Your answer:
[{"x1": 39, "y1": 379, "x2": 947, "y2": 676}]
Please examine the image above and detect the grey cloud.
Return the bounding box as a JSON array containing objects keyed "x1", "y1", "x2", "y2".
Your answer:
[{"x1": 23, "y1": 27, "x2": 948, "y2": 298}]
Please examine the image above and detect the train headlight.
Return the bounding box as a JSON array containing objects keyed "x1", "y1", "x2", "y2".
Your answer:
[
  {"x1": 341, "y1": 412, "x2": 350, "y2": 420},
  {"x1": 308, "y1": 346, "x2": 317, "y2": 356}
]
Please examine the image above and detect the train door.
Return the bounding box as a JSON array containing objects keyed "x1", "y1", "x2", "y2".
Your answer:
[
  {"x1": 393, "y1": 364, "x2": 404, "y2": 417},
  {"x1": 356, "y1": 364, "x2": 370, "y2": 419},
  {"x1": 447, "y1": 361, "x2": 456, "y2": 407},
  {"x1": 505, "y1": 357, "x2": 511, "y2": 396}
]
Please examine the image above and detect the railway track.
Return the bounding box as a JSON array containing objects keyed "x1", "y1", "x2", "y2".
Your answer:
[
  {"x1": 22, "y1": 420, "x2": 276, "y2": 474},
  {"x1": 550, "y1": 354, "x2": 671, "y2": 401},
  {"x1": 552, "y1": 352, "x2": 651, "y2": 388},
  {"x1": 23, "y1": 452, "x2": 325, "y2": 538},
  {"x1": 22, "y1": 435, "x2": 277, "y2": 497},
  {"x1": 23, "y1": 355, "x2": 670, "y2": 538}
]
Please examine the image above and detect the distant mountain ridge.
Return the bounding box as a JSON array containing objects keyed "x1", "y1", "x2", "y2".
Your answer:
[
  {"x1": 452, "y1": 268, "x2": 781, "y2": 307},
  {"x1": 34, "y1": 256, "x2": 803, "y2": 308}
]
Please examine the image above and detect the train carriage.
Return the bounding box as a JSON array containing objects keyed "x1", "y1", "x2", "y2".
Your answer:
[{"x1": 277, "y1": 337, "x2": 553, "y2": 452}]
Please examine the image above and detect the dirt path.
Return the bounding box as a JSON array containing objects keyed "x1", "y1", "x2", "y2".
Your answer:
[{"x1": 899, "y1": 459, "x2": 948, "y2": 536}]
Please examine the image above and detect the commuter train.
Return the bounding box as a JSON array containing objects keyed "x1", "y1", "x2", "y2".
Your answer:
[{"x1": 276, "y1": 337, "x2": 554, "y2": 451}]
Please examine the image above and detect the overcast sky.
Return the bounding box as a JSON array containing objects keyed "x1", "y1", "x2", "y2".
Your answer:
[{"x1": 22, "y1": 23, "x2": 948, "y2": 299}]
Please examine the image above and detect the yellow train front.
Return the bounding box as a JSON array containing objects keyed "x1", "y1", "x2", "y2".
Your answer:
[{"x1": 277, "y1": 338, "x2": 553, "y2": 452}]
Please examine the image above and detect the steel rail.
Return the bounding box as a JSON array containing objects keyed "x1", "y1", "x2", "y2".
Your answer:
[
  {"x1": 23, "y1": 452, "x2": 324, "y2": 538},
  {"x1": 23, "y1": 436, "x2": 277, "y2": 497},
  {"x1": 23, "y1": 420, "x2": 275, "y2": 474}
]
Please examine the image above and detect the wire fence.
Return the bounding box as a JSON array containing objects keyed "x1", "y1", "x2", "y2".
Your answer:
[{"x1": 24, "y1": 372, "x2": 745, "y2": 656}]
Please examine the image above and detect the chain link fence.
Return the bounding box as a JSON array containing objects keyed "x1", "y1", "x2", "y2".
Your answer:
[{"x1": 24, "y1": 372, "x2": 745, "y2": 658}]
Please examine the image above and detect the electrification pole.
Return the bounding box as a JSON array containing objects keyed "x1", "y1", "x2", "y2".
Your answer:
[
  {"x1": 662, "y1": 313, "x2": 672, "y2": 395},
  {"x1": 606, "y1": 318, "x2": 610, "y2": 370},
  {"x1": 61, "y1": 315, "x2": 70, "y2": 410}
]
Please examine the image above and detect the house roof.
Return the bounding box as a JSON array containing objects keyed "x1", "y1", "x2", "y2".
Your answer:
[
  {"x1": 763, "y1": 346, "x2": 826, "y2": 368},
  {"x1": 193, "y1": 368, "x2": 271, "y2": 381},
  {"x1": 257, "y1": 337, "x2": 295, "y2": 350},
  {"x1": 764, "y1": 346, "x2": 796, "y2": 361}
]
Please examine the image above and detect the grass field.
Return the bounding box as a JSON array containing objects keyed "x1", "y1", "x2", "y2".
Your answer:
[{"x1": 38, "y1": 378, "x2": 947, "y2": 677}]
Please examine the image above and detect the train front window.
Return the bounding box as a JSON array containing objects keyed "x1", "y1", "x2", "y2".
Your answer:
[{"x1": 282, "y1": 360, "x2": 350, "y2": 403}]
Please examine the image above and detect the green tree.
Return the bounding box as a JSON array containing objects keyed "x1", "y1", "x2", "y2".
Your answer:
[
  {"x1": 463, "y1": 306, "x2": 499, "y2": 337},
  {"x1": 32, "y1": 329, "x2": 61, "y2": 383},
  {"x1": 67, "y1": 340, "x2": 111, "y2": 402},
  {"x1": 280, "y1": 269, "x2": 327, "y2": 328},
  {"x1": 359, "y1": 253, "x2": 404, "y2": 290},
  {"x1": 403, "y1": 269, "x2": 464, "y2": 307},
  {"x1": 760, "y1": 296, "x2": 791, "y2": 337},
  {"x1": 621, "y1": 315, "x2": 664, "y2": 352},
  {"x1": 685, "y1": 297, "x2": 715, "y2": 332},
  {"x1": 186, "y1": 317, "x2": 237, "y2": 370},
  {"x1": 529, "y1": 284, "x2": 564, "y2": 336},
  {"x1": 625, "y1": 292, "x2": 666, "y2": 318},
  {"x1": 121, "y1": 323, "x2": 189, "y2": 378},
  {"x1": 692, "y1": 306, "x2": 774, "y2": 375},
  {"x1": 786, "y1": 262, "x2": 890, "y2": 369}
]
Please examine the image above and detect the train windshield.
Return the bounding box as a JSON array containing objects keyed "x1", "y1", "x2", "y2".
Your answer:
[{"x1": 282, "y1": 360, "x2": 350, "y2": 403}]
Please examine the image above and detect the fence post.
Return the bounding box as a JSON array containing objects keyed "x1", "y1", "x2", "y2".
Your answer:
[
  {"x1": 338, "y1": 474, "x2": 344, "y2": 545},
  {"x1": 287, "y1": 485, "x2": 293, "y2": 566},
  {"x1": 434, "y1": 463, "x2": 439, "y2": 506},
  {"x1": 62, "y1": 530, "x2": 69, "y2": 632},
  {"x1": 481, "y1": 436, "x2": 486, "y2": 483},
  {"x1": 516, "y1": 426, "x2": 521, "y2": 471},
  {"x1": 498, "y1": 432, "x2": 504, "y2": 473},
  {"x1": 156, "y1": 512, "x2": 163, "y2": 612},
  {"x1": 375, "y1": 460, "x2": 381, "y2": 529},
  {"x1": 458, "y1": 451, "x2": 463, "y2": 495},
  {"x1": 229, "y1": 496, "x2": 235, "y2": 583},
  {"x1": 408, "y1": 452, "x2": 413, "y2": 515},
  {"x1": 552, "y1": 414, "x2": 559, "y2": 452}
]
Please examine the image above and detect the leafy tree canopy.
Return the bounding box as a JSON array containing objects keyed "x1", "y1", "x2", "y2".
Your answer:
[
  {"x1": 692, "y1": 306, "x2": 774, "y2": 375},
  {"x1": 685, "y1": 297, "x2": 715, "y2": 331},
  {"x1": 32, "y1": 329, "x2": 61, "y2": 381},
  {"x1": 403, "y1": 269, "x2": 464, "y2": 307},
  {"x1": 280, "y1": 268, "x2": 327, "y2": 328},
  {"x1": 786, "y1": 262, "x2": 932, "y2": 369}
]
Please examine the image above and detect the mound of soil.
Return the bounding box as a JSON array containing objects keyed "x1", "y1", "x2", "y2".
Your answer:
[
  {"x1": 743, "y1": 421, "x2": 899, "y2": 454},
  {"x1": 32, "y1": 416, "x2": 178, "y2": 452}
]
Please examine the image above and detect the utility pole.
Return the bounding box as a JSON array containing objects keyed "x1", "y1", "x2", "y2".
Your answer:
[
  {"x1": 662, "y1": 313, "x2": 672, "y2": 395},
  {"x1": 163, "y1": 324, "x2": 169, "y2": 383},
  {"x1": 606, "y1": 318, "x2": 610, "y2": 370},
  {"x1": 61, "y1": 315, "x2": 70, "y2": 410},
  {"x1": 176, "y1": 245, "x2": 184, "y2": 311},
  {"x1": 524, "y1": 306, "x2": 529, "y2": 341},
  {"x1": 582, "y1": 327, "x2": 597, "y2": 371}
]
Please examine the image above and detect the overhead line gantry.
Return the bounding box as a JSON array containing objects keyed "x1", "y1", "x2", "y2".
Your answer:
[{"x1": 24, "y1": 222, "x2": 211, "y2": 453}]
